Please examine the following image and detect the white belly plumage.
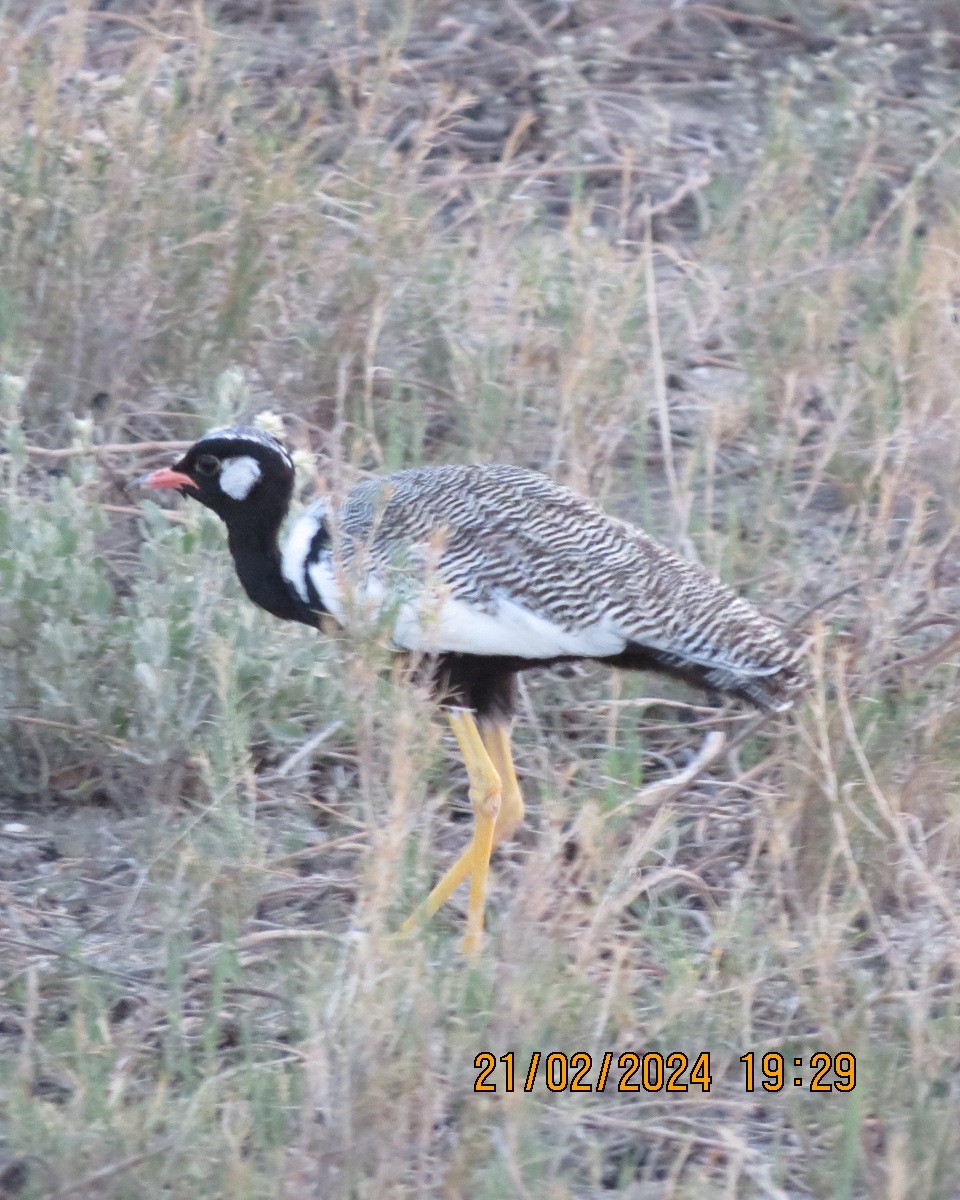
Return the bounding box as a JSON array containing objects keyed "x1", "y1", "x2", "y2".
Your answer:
[{"x1": 305, "y1": 555, "x2": 627, "y2": 659}]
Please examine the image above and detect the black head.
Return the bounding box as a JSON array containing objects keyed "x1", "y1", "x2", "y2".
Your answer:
[
  {"x1": 142, "y1": 426, "x2": 295, "y2": 530},
  {"x1": 139, "y1": 426, "x2": 318, "y2": 626}
]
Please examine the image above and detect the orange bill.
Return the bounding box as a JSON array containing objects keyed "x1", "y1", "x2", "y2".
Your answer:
[{"x1": 140, "y1": 468, "x2": 196, "y2": 490}]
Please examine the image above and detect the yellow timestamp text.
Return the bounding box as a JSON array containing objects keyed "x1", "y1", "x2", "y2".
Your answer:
[
  {"x1": 473, "y1": 1050, "x2": 856, "y2": 1093},
  {"x1": 739, "y1": 1051, "x2": 856, "y2": 1092}
]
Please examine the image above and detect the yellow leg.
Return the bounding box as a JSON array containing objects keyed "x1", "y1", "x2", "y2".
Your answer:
[
  {"x1": 482, "y1": 723, "x2": 525, "y2": 841},
  {"x1": 400, "y1": 715, "x2": 524, "y2": 954}
]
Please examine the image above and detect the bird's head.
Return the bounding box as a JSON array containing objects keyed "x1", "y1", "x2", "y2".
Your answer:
[{"x1": 140, "y1": 427, "x2": 296, "y2": 528}]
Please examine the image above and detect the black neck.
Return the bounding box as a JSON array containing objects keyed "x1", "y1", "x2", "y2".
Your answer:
[{"x1": 227, "y1": 521, "x2": 319, "y2": 628}]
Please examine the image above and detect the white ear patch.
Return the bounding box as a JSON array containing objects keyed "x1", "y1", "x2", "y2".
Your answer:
[{"x1": 219, "y1": 455, "x2": 262, "y2": 500}]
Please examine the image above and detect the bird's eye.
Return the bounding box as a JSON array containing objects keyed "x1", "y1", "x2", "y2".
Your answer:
[{"x1": 195, "y1": 454, "x2": 220, "y2": 477}]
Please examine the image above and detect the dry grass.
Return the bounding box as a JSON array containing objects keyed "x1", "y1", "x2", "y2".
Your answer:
[{"x1": 2, "y1": 2, "x2": 960, "y2": 1197}]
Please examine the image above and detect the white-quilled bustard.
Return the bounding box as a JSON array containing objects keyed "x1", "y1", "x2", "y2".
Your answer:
[{"x1": 142, "y1": 427, "x2": 806, "y2": 955}]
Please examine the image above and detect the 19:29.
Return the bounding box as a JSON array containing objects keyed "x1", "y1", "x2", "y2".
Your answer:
[{"x1": 740, "y1": 1051, "x2": 856, "y2": 1092}]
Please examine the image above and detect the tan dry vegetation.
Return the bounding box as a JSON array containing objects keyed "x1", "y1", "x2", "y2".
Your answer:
[{"x1": 1, "y1": 2, "x2": 960, "y2": 1197}]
